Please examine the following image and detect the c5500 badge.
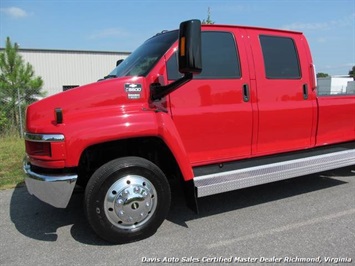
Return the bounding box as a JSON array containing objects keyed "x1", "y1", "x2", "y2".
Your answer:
[{"x1": 125, "y1": 83, "x2": 142, "y2": 99}]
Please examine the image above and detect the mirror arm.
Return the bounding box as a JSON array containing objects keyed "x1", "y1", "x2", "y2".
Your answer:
[{"x1": 150, "y1": 73, "x2": 193, "y2": 101}]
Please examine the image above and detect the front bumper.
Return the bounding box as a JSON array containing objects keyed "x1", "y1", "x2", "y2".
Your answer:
[{"x1": 23, "y1": 157, "x2": 77, "y2": 208}]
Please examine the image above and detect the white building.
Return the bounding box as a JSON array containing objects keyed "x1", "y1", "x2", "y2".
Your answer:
[
  {"x1": 5, "y1": 48, "x2": 130, "y2": 96},
  {"x1": 346, "y1": 81, "x2": 355, "y2": 94},
  {"x1": 317, "y1": 75, "x2": 354, "y2": 95}
]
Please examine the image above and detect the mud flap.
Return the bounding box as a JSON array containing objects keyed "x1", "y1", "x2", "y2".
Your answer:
[{"x1": 183, "y1": 179, "x2": 199, "y2": 214}]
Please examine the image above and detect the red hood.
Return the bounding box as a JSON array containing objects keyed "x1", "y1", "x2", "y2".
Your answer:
[{"x1": 26, "y1": 76, "x2": 148, "y2": 133}]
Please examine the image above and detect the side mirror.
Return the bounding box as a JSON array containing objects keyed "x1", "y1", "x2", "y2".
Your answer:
[
  {"x1": 150, "y1": 19, "x2": 202, "y2": 101},
  {"x1": 178, "y1": 19, "x2": 202, "y2": 74}
]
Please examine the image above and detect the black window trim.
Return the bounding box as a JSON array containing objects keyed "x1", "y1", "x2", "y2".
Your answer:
[{"x1": 63, "y1": 85, "x2": 79, "y2": 91}]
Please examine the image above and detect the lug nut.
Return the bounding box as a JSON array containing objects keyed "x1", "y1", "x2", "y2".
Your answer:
[{"x1": 116, "y1": 199, "x2": 123, "y2": 205}]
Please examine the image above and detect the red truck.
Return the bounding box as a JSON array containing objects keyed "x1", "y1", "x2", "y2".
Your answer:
[{"x1": 23, "y1": 20, "x2": 355, "y2": 243}]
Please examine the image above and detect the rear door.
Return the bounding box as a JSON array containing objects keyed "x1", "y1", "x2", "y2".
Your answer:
[
  {"x1": 167, "y1": 29, "x2": 253, "y2": 166},
  {"x1": 247, "y1": 29, "x2": 316, "y2": 155}
]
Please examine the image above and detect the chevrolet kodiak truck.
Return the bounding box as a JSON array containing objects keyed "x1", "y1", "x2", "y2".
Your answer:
[{"x1": 24, "y1": 20, "x2": 355, "y2": 243}]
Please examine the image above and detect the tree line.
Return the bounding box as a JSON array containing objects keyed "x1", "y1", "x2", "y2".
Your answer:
[
  {"x1": 0, "y1": 37, "x2": 45, "y2": 135},
  {"x1": 318, "y1": 67, "x2": 355, "y2": 79}
]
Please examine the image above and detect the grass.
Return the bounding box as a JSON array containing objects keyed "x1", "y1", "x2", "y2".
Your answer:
[{"x1": 0, "y1": 136, "x2": 26, "y2": 189}]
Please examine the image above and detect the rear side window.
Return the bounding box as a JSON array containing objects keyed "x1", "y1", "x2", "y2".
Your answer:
[
  {"x1": 260, "y1": 35, "x2": 301, "y2": 79},
  {"x1": 167, "y1": 31, "x2": 241, "y2": 80}
]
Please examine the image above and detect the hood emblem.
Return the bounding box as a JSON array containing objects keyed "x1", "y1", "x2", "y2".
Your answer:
[{"x1": 125, "y1": 83, "x2": 142, "y2": 99}]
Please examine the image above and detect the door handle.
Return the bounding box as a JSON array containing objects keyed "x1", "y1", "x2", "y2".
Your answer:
[
  {"x1": 303, "y1": 84, "x2": 308, "y2": 100},
  {"x1": 243, "y1": 84, "x2": 250, "y2": 102}
]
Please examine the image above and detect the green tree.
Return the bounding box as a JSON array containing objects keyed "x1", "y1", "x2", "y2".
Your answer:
[
  {"x1": 316, "y1": 72, "x2": 330, "y2": 78},
  {"x1": 0, "y1": 36, "x2": 45, "y2": 135},
  {"x1": 349, "y1": 66, "x2": 355, "y2": 80},
  {"x1": 202, "y1": 7, "x2": 215, "y2": 25}
]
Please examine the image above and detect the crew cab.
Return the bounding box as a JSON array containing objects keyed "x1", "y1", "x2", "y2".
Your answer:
[{"x1": 23, "y1": 20, "x2": 355, "y2": 243}]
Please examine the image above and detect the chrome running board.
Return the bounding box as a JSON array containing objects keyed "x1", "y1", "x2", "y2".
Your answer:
[{"x1": 193, "y1": 149, "x2": 355, "y2": 198}]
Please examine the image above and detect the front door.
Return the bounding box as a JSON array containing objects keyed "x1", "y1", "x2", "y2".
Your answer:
[{"x1": 168, "y1": 30, "x2": 253, "y2": 166}]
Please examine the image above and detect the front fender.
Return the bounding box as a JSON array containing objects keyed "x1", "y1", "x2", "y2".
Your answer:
[
  {"x1": 155, "y1": 111, "x2": 194, "y2": 181},
  {"x1": 64, "y1": 108, "x2": 194, "y2": 181}
]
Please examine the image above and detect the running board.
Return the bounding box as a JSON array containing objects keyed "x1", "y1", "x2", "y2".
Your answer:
[{"x1": 193, "y1": 149, "x2": 355, "y2": 198}]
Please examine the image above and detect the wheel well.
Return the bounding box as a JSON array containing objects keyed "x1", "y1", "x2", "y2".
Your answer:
[{"x1": 77, "y1": 137, "x2": 182, "y2": 187}]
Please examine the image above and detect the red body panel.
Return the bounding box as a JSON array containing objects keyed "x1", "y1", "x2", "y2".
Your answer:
[
  {"x1": 316, "y1": 96, "x2": 355, "y2": 145},
  {"x1": 25, "y1": 75, "x2": 194, "y2": 179},
  {"x1": 25, "y1": 24, "x2": 355, "y2": 182}
]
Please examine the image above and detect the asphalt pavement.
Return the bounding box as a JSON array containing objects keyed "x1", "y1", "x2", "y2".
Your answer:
[{"x1": 1, "y1": 166, "x2": 354, "y2": 265}]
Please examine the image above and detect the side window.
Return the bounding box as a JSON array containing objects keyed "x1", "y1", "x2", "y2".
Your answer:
[
  {"x1": 167, "y1": 52, "x2": 182, "y2": 80},
  {"x1": 167, "y1": 31, "x2": 241, "y2": 80},
  {"x1": 260, "y1": 35, "x2": 301, "y2": 79}
]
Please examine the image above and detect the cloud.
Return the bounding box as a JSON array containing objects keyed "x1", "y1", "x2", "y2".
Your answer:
[
  {"x1": 216, "y1": 4, "x2": 250, "y2": 13},
  {"x1": 283, "y1": 22, "x2": 328, "y2": 31},
  {"x1": 316, "y1": 37, "x2": 327, "y2": 43},
  {"x1": 0, "y1": 7, "x2": 28, "y2": 19},
  {"x1": 318, "y1": 63, "x2": 355, "y2": 74},
  {"x1": 282, "y1": 13, "x2": 355, "y2": 31},
  {"x1": 89, "y1": 28, "x2": 128, "y2": 40}
]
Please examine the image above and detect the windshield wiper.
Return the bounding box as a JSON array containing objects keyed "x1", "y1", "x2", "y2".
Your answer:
[
  {"x1": 98, "y1": 74, "x2": 117, "y2": 82},
  {"x1": 103, "y1": 74, "x2": 117, "y2": 79}
]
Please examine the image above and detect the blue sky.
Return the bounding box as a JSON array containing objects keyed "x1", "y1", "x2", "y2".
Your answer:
[{"x1": 0, "y1": 0, "x2": 354, "y2": 75}]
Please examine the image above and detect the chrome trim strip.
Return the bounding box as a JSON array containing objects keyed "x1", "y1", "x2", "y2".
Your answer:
[
  {"x1": 23, "y1": 158, "x2": 77, "y2": 208},
  {"x1": 24, "y1": 132, "x2": 65, "y2": 142},
  {"x1": 194, "y1": 149, "x2": 355, "y2": 198}
]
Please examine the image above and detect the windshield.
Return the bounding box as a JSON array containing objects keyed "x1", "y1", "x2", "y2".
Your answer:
[{"x1": 107, "y1": 30, "x2": 178, "y2": 78}]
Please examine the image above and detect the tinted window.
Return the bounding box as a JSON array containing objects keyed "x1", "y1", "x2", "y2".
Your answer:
[
  {"x1": 260, "y1": 35, "x2": 301, "y2": 79},
  {"x1": 167, "y1": 31, "x2": 241, "y2": 80},
  {"x1": 167, "y1": 53, "x2": 181, "y2": 80}
]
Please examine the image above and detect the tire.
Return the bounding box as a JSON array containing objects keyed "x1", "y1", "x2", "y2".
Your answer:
[{"x1": 84, "y1": 156, "x2": 171, "y2": 244}]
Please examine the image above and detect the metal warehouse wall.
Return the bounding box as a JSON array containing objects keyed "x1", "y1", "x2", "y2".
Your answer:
[
  {"x1": 317, "y1": 76, "x2": 354, "y2": 95},
  {"x1": 18, "y1": 48, "x2": 130, "y2": 96}
]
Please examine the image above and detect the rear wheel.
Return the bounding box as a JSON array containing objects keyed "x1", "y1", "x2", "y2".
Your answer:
[{"x1": 84, "y1": 157, "x2": 171, "y2": 244}]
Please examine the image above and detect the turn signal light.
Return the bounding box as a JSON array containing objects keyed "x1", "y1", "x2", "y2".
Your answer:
[
  {"x1": 25, "y1": 141, "x2": 51, "y2": 157},
  {"x1": 180, "y1": 37, "x2": 186, "y2": 56}
]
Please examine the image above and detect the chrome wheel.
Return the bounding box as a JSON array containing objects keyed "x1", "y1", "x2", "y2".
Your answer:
[
  {"x1": 104, "y1": 175, "x2": 157, "y2": 229},
  {"x1": 85, "y1": 157, "x2": 171, "y2": 243}
]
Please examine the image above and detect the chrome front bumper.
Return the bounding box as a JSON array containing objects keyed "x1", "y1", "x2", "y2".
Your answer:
[{"x1": 23, "y1": 158, "x2": 77, "y2": 208}]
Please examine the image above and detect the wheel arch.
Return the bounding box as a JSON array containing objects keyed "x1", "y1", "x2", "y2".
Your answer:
[{"x1": 77, "y1": 136, "x2": 188, "y2": 187}]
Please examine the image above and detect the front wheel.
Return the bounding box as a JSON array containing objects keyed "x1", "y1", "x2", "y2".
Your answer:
[{"x1": 84, "y1": 157, "x2": 171, "y2": 244}]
